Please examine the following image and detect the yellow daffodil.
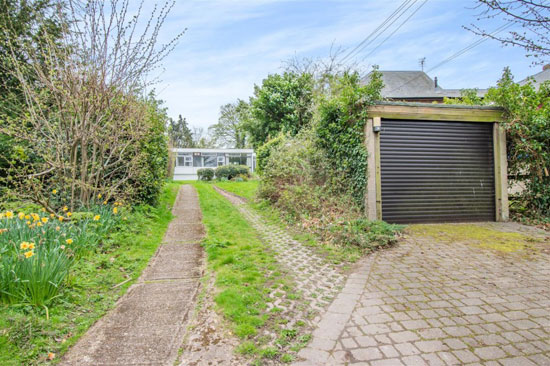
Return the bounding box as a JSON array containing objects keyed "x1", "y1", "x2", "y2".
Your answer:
[
  {"x1": 41, "y1": 208, "x2": 46, "y2": 212},
  {"x1": 93, "y1": 215, "x2": 100, "y2": 221},
  {"x1": 56, "y1": 226, "x2": 60, "y2": 231},
  {"x1": 25, "y1": 214, "x2": 30, "y2": 220},
  {"x1": 18, "y1": 212, "x2": 25, "y2": 220},
  {"x1": 37, "y1": 222, "x2": 43, "y2": 227},
  {"x1": 103, "y1": 200, "x2": 107, "y2": 205},
  {"x1": 24, "y1": 250, "x2": 34, "y2": 258},
  {"x1": 58, "y1": 216, "x2": 64, "y2": 222},
  {"x1": 41, "y1": 217, "x2": 48, "y2": 223},
  {"x1": 63, "y1": 206, "x2": 68, "y2": 212},
  {"x1": 113, "y1": 207, "x2": 118, "y2": 214},
  {"x1": 20, "y1": 242, "x2": 29, "y2": 250},
  {"x1": 67, "y1": 212, "x2": 72, "y2": 217},
  {"x1": 5, "y1": 211, "x2": 14, "y2": 219},
  {"x1": 26, "y1": 221, "x2": 31, "y2": 225},
  {"x1": 98, "y1": 194, "x2": 102, "y2": 199},
  {"x1": 31, "y1": 213, "x2": 39, "y2": 221},
  {"x1": 66, "y1": 238, "x2": 73, "y2": 245},
  {"x1": 28, "y1": 242, "x2": 35, "y2": 250},
  {"x1": 52, "y1": 189, "x2": 57, "y2": 194},
  {"x1": 50, "y1": 213, "x2": 55, "y2": 218}
]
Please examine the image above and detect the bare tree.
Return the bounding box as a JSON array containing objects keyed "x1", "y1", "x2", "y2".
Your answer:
[
  {"x1": 466, "y1": 1, "x2": 550, "y2": 63},
  {"x1": 209, "y1": 100, "x2": 249, "y2": 148},
  {"x1": 0, "y1": 0, "x2": 184, "y2": 210}
]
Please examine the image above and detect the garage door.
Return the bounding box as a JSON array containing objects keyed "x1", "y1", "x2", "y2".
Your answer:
[{"x1": 380, "y1": 119, "x2": 495, "y2": 224}]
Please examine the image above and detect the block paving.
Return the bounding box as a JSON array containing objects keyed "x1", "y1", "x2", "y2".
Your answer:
[{"x1": 295, "y1": 228, "x2": 550, "y2": 365}]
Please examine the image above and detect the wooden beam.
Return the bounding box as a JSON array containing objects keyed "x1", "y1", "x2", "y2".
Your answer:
[
  {"x1": 365, "y1": 119, "x2": 377, "y2": 220},
  {"x1": 493, "y1": 123, "x2": 509, "y2": 221},
  {"x1": 374, "y1": 117, "x2": 382, "y2": 220},
  {"x1": 368, "y1": 104, "x2": 503, "y2": 123}
]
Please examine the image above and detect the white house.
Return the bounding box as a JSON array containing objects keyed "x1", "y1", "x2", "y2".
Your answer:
[{"x1": 173, "y1": 148, "x2": 256, "y2": 180}]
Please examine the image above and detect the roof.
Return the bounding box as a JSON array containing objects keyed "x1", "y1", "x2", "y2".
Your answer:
[
  {"x1": 173, "y1": 148, "x2": 254, "y2": 154},
  {"x1": 362, "y1": 71, "x2": 487, "y2": 99},
  {"x1": 519, "y1": 66, "x2": 550, "y2": 89}
]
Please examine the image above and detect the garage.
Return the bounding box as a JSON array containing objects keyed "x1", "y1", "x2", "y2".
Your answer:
[{"x1": 365, "y1": 102, "x2": 508, "y2": 224}]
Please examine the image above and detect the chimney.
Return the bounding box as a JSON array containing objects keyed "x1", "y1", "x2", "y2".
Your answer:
[
  {"x1": 434, "y1": 76, "x2": 438, "y2": 88},
  {"x1": 543, "y1": 64, "x2": 550, "y2": 71}
]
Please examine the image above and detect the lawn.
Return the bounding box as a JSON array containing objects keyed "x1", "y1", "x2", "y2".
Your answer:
[
  {"x1": 214, "y1": 180, "x2": 259, "y2": 200},
  {"x1": 192, "y1": 181, "x2": 308, "y2": 362},
  {"x1": 0, "y1": 182, "x2": 179, "y2": 365}
]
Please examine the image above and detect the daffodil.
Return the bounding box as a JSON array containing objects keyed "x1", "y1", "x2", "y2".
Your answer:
[
  {"x1": 52, "y1": 189, "x2": 57, "y2": 194},
  {"x1": 41, "y1": 217, "x2": 48, "y2": 223},
  {"x1": 31, "y1": 213, "x2": 39, "y2": 221},
  {"x1": 97, "y1": 193, "x2": 102, "y2": 199},
  {"x1": 41, "y1": 208, "x2": 46, "y2": 212},
  {"x1": 93, "y1": 215, "x2": 100, "y2": 221},
  {"x1": 25, "y1": 214, "x2": 30, "y2": 220},
  {"x1": 26, "y1": 221, "x2": 31, "y2": 225},
  {"x1": 63, "y1": 206, "x2": 68, "y2": 212},
  {"x1": 50, "y1": 213, "x2": 55, "y2": 218},
  {"x1": 56, "y1": 226, "x2": 60, "y2": 231},
  {"x1": 18, "y1": 212, "x2": 25, "y2": 220},
  {"x1": 66, "y1": 238, "x2": 73, "y2": 245},
  {"x1": 37, "y1": 222, "x2": 43, "y2": 227},
  {"x1": 24, "y1": 250, "x2": 34, "y2": 258},
  {"x1": 5, "y1": 211, "x2": 14, "y2": 219},
  {"x1": 28, "y1": 242, "x2": 35, "y2": 250},
  {"x1": 113, "y1": 207, "x2": 118, "y2": 214},
  {"x1": 20, "y1": 242, "x2": 29, "y2": 250},
  {"x1": 58, "y1": 216, "x2": 64, "y2": 222},
  {"x1": 67, "y1": 212, "x2": 72, "y2": 217}
]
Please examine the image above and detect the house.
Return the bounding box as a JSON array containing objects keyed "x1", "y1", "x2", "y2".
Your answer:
[
  {"x1": 173, "y1": 148, "x2": 256, "y2": 180},
  {"x1": 362, "y1": 70, "x2": 487, "y2": 103},
  {"x1": 519, "y1": 64, "x2": 550, "y2": 89}
]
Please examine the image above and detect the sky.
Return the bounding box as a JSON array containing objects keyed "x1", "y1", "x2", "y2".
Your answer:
[{"x1": 144, "y1": 0, "x2": 542, "y2": 130}]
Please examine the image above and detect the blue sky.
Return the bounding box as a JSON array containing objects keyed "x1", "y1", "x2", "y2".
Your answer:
[{"x1": 148, "y1": 0, "x2": 541, "y2": 130}]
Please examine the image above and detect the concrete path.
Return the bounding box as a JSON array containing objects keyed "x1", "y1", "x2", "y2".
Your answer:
[
  {"x1": 295, "y1": 224, "x2": 550, "y2": 366},
  {"x1": 61, "y1": 185, "x2": 204, "y2": 366}
]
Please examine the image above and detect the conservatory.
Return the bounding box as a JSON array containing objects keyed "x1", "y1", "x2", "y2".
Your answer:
[{"x1": 173, "y1": 148, "x2": 256, "y2": 180}]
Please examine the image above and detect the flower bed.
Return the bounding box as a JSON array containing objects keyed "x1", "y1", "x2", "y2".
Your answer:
[{"x1": 0, "y1": 199, "x2": 124, "y2": 308}]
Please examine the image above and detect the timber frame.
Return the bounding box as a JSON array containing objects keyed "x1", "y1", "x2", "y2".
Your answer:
[{"x1": 364, "y1": 102, "x2": 509, "y2": 222}]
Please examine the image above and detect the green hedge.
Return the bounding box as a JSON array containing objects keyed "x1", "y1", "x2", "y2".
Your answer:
[
  {"x1": 215, "y1": 165, "x2": 250, "y2": 180},
  {"x1": 197, "y1": 168, "x2": 214, "y2": 181}
]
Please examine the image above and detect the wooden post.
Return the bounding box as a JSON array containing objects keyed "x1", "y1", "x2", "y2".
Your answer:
[
  {"x1": 365, "y1": 119, "x2": 377, "y2": 220},
  {"x1": 373, "y1": 117, "x2": 382, "y2": 220},
  {"x1": 493, "y1": 123, "x2": 509, "y2": 221}
]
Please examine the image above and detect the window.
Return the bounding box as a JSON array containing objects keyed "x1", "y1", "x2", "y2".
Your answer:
[
  {"x1": 177, "y1": 153, "x2": 192, "y2": 167},
  {"x1": 203, "y1": 154, "x2": 217, "y2": 167},
  {"x1": 217, "y1": 155, "x2": 225, "y2": 166},
  {"x1": 228, "y1": 153, "x2": 247, "y2": 165}
]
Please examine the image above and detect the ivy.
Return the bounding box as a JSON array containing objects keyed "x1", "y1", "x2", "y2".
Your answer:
[{"x1": 316, "y1": 71, "x2": 383, "y2": 207}]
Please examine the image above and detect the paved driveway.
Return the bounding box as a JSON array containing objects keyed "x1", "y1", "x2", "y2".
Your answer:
[{"x1": 296, "y1": 223, "x2": 550, "y2": 366}]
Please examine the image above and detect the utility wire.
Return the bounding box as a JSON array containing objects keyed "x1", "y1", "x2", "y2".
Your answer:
[
  {"x1": 343, "y1": 0, "x2": 420, "y2": 65},
  {"x1": 384, "y1": 22, "x2": 514, "y2": 94},
  {"x1": 362, "y1": 0, "x2": 429, "y2": 61},
  {"x1": 339, "y1": 0, "x2": 415, "y2": 65}
]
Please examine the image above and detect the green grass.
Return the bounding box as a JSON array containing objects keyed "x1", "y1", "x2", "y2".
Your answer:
[
  {"x1": 214, "y1": 180, "x2": 259, "y2": 200},
  {"x1": 213, "y1": 180, "x2": 363, "y2": 264},
  {"x1": 0, "y1": 182, "x2": 180, "y2": 365},
  {"x1": 191, "y1": 182, "x2": 276, "y2": 339}
]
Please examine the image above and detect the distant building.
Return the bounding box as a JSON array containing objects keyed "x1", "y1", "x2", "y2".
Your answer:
[
  {"x1": 519, "y1": 64, "x2": 550, "y2": 89},
  {"x1": 362, "y1": 70, "x2": 487, "y2": 103},
  {"x1": 173, "y1": 148, "x2": 255, "y2": 180}
]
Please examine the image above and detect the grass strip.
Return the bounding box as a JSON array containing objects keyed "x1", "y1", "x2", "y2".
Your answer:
[{"x1": 0, "y1": 182, "x2": 179, "y2": 365}]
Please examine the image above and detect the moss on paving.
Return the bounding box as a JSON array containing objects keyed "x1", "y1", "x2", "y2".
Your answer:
[{"x1": 408, "y1": 223, "x2": 543, "y2": 253}]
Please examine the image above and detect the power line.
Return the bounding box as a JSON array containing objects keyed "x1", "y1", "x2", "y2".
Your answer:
[
  {"x1": 361, "y1": 0, "x2": 429, "y2": 61},
  {"x1": 339, "y1": 0, "x2": 415, "y2": 65},
  {"x1": 384, "y1": 22, "x2": 514, "y2": 94}
]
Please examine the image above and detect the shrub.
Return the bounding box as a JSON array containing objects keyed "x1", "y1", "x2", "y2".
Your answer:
[
  {"x1": 256, "y1": 134, "x2": 284, "y2": 174},
  {"x1": 198, "y1": 168, "x2": 215, "y2": 181},
  {"x1": 215, "y1": 165, "x2": 250, "y2": 180}
]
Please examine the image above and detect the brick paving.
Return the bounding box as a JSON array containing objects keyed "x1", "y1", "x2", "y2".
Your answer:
[
  {"x1": 295, "y1": 227, "x2": 550, "y2": 366},
  {"x1": 214, "y1": 187, "x2": 346, "y2": 331}
]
